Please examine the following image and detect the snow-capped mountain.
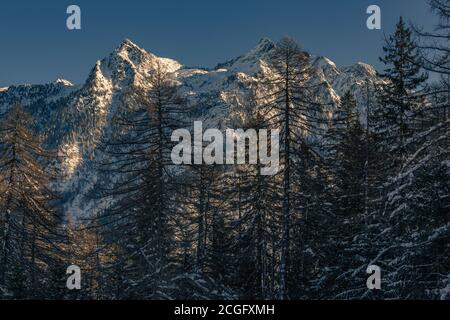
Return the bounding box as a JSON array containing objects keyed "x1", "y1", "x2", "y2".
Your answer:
[{"x1": 0, "y1": 38, "x2": 380, "y2": 217}]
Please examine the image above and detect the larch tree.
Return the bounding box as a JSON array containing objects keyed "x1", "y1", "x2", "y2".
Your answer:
[
  {"x1": 0, "y1": 105, "x2": 63, "y2": 298},
  {"x1": 93, "y1": 62, "x2": 187, "y2": 299},
  {"x1": 258, "y1": 37, "x2": 327, "y2": 298}
]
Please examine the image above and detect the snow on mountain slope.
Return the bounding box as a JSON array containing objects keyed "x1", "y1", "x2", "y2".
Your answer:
[
  {"x1": 0, "y1": 38, "x2": 381, "y2": 218},
  {"x1": 216, "y1": 38, "x2": 275, "y2": 75},
  {"x1": 0, "y1": 80, "x2": 77, "y2": 112}
]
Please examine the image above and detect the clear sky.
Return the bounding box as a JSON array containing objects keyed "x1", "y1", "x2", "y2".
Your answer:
[{"x1": 0, "y1": 0, "x2": 437, "y2": 87}]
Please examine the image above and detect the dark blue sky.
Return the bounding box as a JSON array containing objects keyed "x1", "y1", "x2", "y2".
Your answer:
[{"x1": 0, "y1": 0, "x2": 436, "y2": 87}]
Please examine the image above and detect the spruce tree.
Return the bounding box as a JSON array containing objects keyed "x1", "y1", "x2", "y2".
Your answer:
[{"x1": 377, "y1": 16, "x2": 428, "y2": 169}]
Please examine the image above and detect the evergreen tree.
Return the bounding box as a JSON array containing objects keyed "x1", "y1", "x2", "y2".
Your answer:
[
  {"x1": 377, "y1": 16, "x2": 428, "y2": 169},
  {"x1": 327, "y1": 92, "x2": 366, "y2": 218},
  {"x1": 307, "y1": 91, "x2": 367, "y2": 298},
  {"x1": 363, "y1": 14, "x2": 449, "y2": 299}
]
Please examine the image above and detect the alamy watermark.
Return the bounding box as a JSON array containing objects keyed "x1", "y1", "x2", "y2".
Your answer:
[
  {"x1": 366, "y1": 5, "x2": 381, "y2": 30},
  {"x1": 366, "y1": 265, "x2": 381, "y2": 290},
  {"x1": 66, "y1": 5, "x2": 81, "y2": 30},
  {"x1": 66, "y1": 265, "x2": 81, "y2": 290},
  {"x1": 64, "y1": 5, "x2": 380, "y2": 34},
  {"x1": 171, "y1": 121, "x2": 280, "y2": 176}
]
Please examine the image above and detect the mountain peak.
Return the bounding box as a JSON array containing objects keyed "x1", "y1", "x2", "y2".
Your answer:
[
  {"x1": 106, "y1": 39, "x2": 152, "y2": 80},
  {"x1": 215, "y1": 38, "x2": 276, "y2": 74},
  {"x1": 343, "y1": 62, "x2": 377, "y2": 78},
  {"x1": 314, "y1": 56, "x2": 337, "y2": 68},
  {"x1": 85, "y1": 60, "x2": 109, "y2": 88},
  {"x1": 353, "y1": 62, "x2": 377, "y2": 77},
  {"x1": 254, "y1": 38, "x2": 276, "y2": 54},
  {"x1": 312, "y1": 56, "x2": 340, "y2": 81},
  {"x1": 53, "y1": 79, "x2": 73, "y2": 86},
  {"x1": 117, "y1": 38, "x2": 142, "y2": 51},
  {"x1": 112, "y1": 38, "x2": 149, "y2": 59}
]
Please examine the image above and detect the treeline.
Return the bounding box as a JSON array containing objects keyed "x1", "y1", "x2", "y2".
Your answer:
[{"x1": 0, "y1": 0, "x2": 449, "y2": 300}]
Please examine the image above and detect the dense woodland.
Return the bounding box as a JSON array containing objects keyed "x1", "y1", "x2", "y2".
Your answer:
[{"x1": 0, "y1": 0, "x2": 449, "y2": 300}]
